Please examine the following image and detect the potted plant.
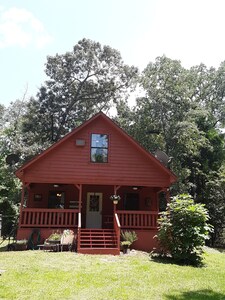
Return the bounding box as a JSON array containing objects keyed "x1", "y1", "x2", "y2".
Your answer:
[
  {"x1": 121, "y1": 241, "x2": 132, "y2": 254},
  {"x1": 46, "y1": 232, "x2": 62, "y2": 244},
  {"x1": 110, "y1": 194, "x2": 121, "y2": 205},
  {"x1": 121, "y1": 231, "x2": 138, "y2": 254}
]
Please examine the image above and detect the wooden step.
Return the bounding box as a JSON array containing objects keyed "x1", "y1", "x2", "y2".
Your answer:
[
  {"x1": 78, "y1": 228, "x2": 119, "y2": 254},
  {"x1": 78, "y1": 248, "x2": 120, "y2": 255}
]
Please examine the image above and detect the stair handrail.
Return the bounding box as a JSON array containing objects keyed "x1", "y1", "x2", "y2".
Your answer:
[
  {"x1": 77, "y1": 212, "x2": 81, "y2": 251},
  {"x1": 114, "y1": 212, "x2": 121, "y2": 250}
]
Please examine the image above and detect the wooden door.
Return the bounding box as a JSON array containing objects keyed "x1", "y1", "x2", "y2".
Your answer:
[{"x1": 86, "y1": 192, "x2": 102, "y2": 228}]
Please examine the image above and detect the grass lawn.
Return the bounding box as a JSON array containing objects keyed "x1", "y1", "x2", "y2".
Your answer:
[{"x1": 0, "y1": 242, "x2": 224, "y2": 300}]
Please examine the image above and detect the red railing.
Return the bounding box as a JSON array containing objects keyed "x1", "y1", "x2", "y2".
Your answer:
[
  {"x1": 77, "y1": 212, "x2": 81, "y2": 251},
  {"x1": 20, "y1": 208, "x2": 79, "y2": 228},
  {"x1": 117, "y1": 211, "x2": 158, "y2": 229},
  {"x1": 114, "y1": 213, "x2": 121, "y2": 250}
]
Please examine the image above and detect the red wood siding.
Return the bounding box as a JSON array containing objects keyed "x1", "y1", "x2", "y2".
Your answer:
[
  {"x1": 27, "y1": 184, "x2": 79, "y2": 209},
  {"x1": 21, "y1": 117, "x2": 171, "y2": 187}
]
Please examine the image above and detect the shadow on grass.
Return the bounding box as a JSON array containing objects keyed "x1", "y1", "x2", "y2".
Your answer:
[
  {"x1": 150, "y1": 255, "x2": 205, "y2": 268},
  {"x1": 215, "y1": 247, "x2": 225, "y2": 253},
  {"x1": 0, "y1": 239, "x2": 13, "y2": 252},
  {"x1": 0, "y1": 244, "x2": 8, "y2": 252},
  {"x1": 165, "y1": 289, "x2": 225, "y2": 300}
]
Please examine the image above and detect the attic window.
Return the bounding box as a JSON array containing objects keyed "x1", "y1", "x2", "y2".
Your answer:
[{"x1": 91, "y1": 134, "x2": 108, "y2": 163}]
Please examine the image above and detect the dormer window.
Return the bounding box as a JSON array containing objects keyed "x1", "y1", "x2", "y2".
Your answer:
[{"x1": 91, "y1": 134, "x2": 108, "y2": 163}]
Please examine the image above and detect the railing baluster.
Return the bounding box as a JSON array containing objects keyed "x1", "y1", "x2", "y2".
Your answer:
[
  {"x1": 40, "y1": 212, "x2": 43, "y2": 225},
  {"x1": 65, "y1": 212, "x2": 68, "y2": 225},
  {"x1": 19, "y1": 208, "x2": 79, "y2": 228},
  {"x1": 69, "y1": 212, "x2": 72, "y2": 226},
  {"x1": 116, "y1": 211, "x2": 158, "y2": 230},
  {"x1": 141, "y1": 214, "x2": 143, "y2": 227},
  {"x1": 133, "y1": 213, "x2": 136, "y2": 227}
]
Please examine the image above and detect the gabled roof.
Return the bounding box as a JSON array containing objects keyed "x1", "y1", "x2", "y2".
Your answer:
[{"x1": 16, "y1": 112, "x2": 177, "y2": 183}]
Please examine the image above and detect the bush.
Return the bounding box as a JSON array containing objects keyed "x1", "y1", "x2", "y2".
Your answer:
[
  {"x1": 156, "y1": 194, "x2": 213, "y2": 265},
  {"x1": 121, "y1": 231, "x2": 138, "y2": 246}
]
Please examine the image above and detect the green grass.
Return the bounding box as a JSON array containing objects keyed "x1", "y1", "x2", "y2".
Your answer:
[{"x1": 0, "y1": 243, "x2": 224, "y2": 300}]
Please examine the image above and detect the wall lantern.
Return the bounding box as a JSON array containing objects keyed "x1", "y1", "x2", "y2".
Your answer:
[{"x1": 110, "y1": 194, "x2": 121, "y2": 205}]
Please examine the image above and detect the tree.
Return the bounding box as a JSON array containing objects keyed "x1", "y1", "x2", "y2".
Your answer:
[
  {"x1": 22, "y1": 38, "x2": 138, "y2": 147},
  {"x1": 156, "y1": 194, "x2": 213, "y2": 265},
  {"x1": 123, "y1": 56, "x2": 209, "y2": 193},
  {"x1": 0, "y1": 155, "x2": 20, "y2": 236},
  {"x1": 202, "y1": 166, "x2": 225, "y2": 245},
  {"x1": 0, "y1": 100, "x2": 27, "y2": 236},
  {"x1": 115, "y1": 56, "x2": 225, "y2": 246}
]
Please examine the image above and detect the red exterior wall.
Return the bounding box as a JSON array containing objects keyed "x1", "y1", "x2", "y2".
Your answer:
[
  {"x1": 17, "y1": 228, "x2": 77, "y2": 244},
  {"x1": 20, "y1": 116, "x2": 171, "y2": 187},
  {"x1": 132, "y1": 230, "x2": 159, "y2": 252},
  {"x1": 26, "y1": 183, "x2": 79, "y2": 209}
]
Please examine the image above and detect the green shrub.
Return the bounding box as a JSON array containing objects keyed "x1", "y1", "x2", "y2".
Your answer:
[
  {"x1": 156, "y1": 194, "x2": 213, "y2": 265},
  {"x1": 121, "y1": 231, "x2": 138, "y2": 245},
  {"x1": 47, "y1": 232, "x2": 62, "y2": 241},
  {"x1": 121, "y1": 241, "x2": 132, "y2": 247}
]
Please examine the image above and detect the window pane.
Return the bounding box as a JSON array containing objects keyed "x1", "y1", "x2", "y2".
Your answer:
[
  {"x1": 91, "y1": 148, "x2": 108, "y2": 162},
  {"x1": 89, "y1": 195, "x2": 100, "y2": 211},
  {"x1": 124, "y1": 193, "x2": 139, "y2": 210},
  {"x1": 91, "y1": 134, "x2": 108, "y2": 148}
]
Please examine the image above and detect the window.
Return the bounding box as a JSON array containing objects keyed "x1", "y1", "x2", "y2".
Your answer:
[
  {"x1": 48, "y1": 191, "x2": 65, "y2": 209},
  {"x1": 91, "y1": 134, "x2": 108, "y2": 163},
  {"x1": 124, "y1": 193, "x2": 139, "y2": 210}
]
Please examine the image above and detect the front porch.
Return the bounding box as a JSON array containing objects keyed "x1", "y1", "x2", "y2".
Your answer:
[
  {"x1": 16, "y1": 183, "x2": 167, "y2": 254},
  {"x1": 17, "y1": 208, "x2": 160, "y2": 254}
]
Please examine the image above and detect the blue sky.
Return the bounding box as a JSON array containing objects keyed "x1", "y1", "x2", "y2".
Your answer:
[{"x1": 1, "y1": 0, "x2": 225, "y2": 107}]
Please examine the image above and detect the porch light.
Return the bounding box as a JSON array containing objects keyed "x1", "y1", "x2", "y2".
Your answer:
[
  {"x1": 110, "y1": 194, "x2": 121, "y2": 205},
  {"x1": 53, "y1": 184, "x2": 59, "y2": 188},
  {"x1": 132, "y1": 186, "x2": 138, "y2": 190}
]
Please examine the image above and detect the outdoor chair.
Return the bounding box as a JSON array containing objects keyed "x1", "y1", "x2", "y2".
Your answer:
[{"x1": 60, "y1": 230, "x2": 76, "y2": 252}]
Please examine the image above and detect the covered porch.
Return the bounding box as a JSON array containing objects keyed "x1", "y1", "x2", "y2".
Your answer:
[
  {"x1": 17, "y1": 182, "x2": 169, "y2": 253},
  {"x1": 19, "y1": 209, "x2": 159, "y2": 230}
]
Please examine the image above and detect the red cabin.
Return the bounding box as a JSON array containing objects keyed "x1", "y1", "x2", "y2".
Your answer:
[{"x1": 16, "y1": 112, "x2": 176, "y2": 254}]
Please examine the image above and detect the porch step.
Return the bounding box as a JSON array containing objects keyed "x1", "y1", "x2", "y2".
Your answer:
[{"x1": 78, "y1": 229, "x2": 119, "y2": 254}]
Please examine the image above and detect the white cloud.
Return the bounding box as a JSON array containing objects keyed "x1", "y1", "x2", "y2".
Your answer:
[{"x1": 0, "y1": 7, "x2": 52, "y2": 48}]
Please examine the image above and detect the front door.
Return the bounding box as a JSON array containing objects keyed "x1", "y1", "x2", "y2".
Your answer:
[{"x1": 86, "y1": 192, "x2": 102, "y2": 228}]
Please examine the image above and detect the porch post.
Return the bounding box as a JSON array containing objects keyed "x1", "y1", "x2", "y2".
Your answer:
[
  {"x1": 75, "y1": 184, "x2": 82, "y2": 252},
  {"x1": 75, "y1": 184, "x2": 82, "y2": 212},
  {"x1": 113, "y1": 185, "x2": 121, "y2": 195},
  {"x1": 113, "y1": 185, "x2": 121, "y2": 212},
  {"x1": 18, "y1": 183, "x2": 25, "y2": 228}
]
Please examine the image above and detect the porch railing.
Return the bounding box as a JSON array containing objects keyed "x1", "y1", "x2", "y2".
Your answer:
[
  {"x1": 114, "y1": 213, "x2": 121, "y2": 249},
  {"x1": 77, "y1": 212, "x2": 81, "y2": 251},
  {"x1": 20, "y1": 208, "x2": 79, "y2": 228},
  {"x1": 117, "y1": 211, "x2": 158, "y2": 229}
]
